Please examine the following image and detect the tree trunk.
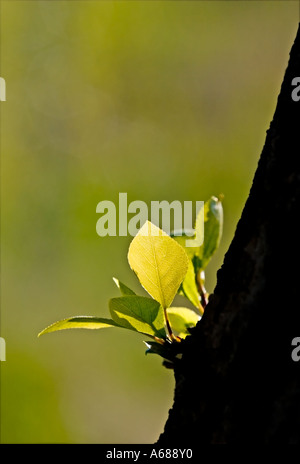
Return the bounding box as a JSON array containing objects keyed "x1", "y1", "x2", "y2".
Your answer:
[{"x1": 158, "y1": 24, "x2": 300, "y2": 445}]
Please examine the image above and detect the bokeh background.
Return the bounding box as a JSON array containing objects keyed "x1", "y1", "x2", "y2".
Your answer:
[{"x1": 0, "y1": 1, "x2": 298, "y2": 444}]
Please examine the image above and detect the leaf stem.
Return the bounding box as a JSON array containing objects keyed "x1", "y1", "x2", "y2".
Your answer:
[
  {"x1": 164, "y1": 308, "x2": 180, "y2": 342},
  {"x1": 196, "y1": 271, "x2": 208, "y2": 314}
]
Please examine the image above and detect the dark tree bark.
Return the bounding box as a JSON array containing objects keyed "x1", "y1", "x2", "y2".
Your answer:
[{"x1": 158, "y1": 24, "x2": 300, "y2": 445}]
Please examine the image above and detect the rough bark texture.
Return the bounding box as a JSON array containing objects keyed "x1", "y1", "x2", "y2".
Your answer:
[{"x1": 158, "y1": 24, "x2": 300, "y2": 444}]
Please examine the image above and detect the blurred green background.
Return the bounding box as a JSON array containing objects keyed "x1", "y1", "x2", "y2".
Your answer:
[{"x1": 0, "y1": 1, "x2": 297, "y2": 444}]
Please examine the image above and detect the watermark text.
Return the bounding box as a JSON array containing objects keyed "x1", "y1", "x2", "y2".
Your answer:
[
  {"x1": 291, "y1": 337, "x2": 300, "y2": 362},
  {"x1": 96, "y1": 193, "x2": 204, "y2": 247},
  {"x1": 0, "y1": 337, "x2": 6, "y2": 361},
  {"x1": 0, "y1": 77, "x2": 6, "y2": 101}
]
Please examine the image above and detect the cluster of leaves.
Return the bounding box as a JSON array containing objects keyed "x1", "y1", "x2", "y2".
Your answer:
[{"x1": 39, "y1": 196, "x2": 223, "y2": 366}]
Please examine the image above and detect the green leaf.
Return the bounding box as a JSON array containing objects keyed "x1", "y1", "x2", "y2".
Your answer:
[
  {"x1": 167, "y1": 307, "x2": 200, "y2": 338},
  {"x1": 180, "y1": 260, "x2": 203, "y2": 311},
  {"x1": 113, "y1": 277, "x2": 136, "y2": 295},
  {"x1": 144, "y1": 341, "x2": 182, "y2": 362},
  {"x1": 196, "y1": 196, "x2": 223, "y2": 271},
  {"x1": 38, "y1": 316, "x2": 121, "y2": 336},
  {"x1": 170, "y1": 230, "x2": 202, "y2": 309},
  {"x1": 109, "y1": 295, "x2": 166, "y2": 339},
  {"x1": 128, "y1": 221, "x2": 189, "y2": 309}
]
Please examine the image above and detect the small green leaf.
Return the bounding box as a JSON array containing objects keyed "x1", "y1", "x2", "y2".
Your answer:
[
  {"x1": 38, "y1": 316, "x2": 121, "y2": 337},
  {"x1": 167, "y1": 307, "x2": 200, "y2": 338},
  {"x1": 180, "y1": 260, "x2": 203, "y2": 312},
  {"x1": 113, "y1": 277, "x2": 136, "y2": 296},
  {"x1": 196, "y1": 196, "x2": 223, "y2": 271},
  {"x1": 109, "y1": 295, "x2": 166, "y2": 339},
  {"x1": 128, "y1": 221, "x2": 189, "y2": 309}
]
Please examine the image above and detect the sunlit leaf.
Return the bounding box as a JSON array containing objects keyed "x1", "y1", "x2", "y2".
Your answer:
[
  {"x1": 167, "y1": 307, "x2": 200, "y2": 338},
  {"x1": 38, "y1": 316, "x2": 121, "y2": 336},
  {"x1": 128, "y1": 221, "x2": 189, "y2": 309},
  {"x1": 109, "y1": 295, "x2": 166, "y2": 339}
]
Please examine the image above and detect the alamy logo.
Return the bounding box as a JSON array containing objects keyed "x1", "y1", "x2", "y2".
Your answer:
[
  {"x1": 0, "y1": 77, "x2": 6, "y2": 101},
  {"x1": 0, "y1": 337, "x2": 6, "y2": 361},
  {"x1": 96, "y1": 193, "x2": 204, "y2": 247},
  {"x1": 291, "y1": 337, "x2": 300, "y2": 362}
]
